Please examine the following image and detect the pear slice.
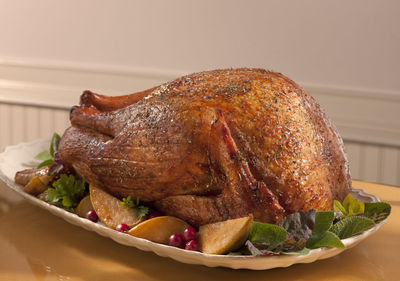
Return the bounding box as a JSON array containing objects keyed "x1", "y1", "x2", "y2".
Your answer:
[
  {"x1": 89, "y1": 184, "x2": 143, "y2": 229},
  {"x1": 76, "y1": 195, "x2": 93, "y2": 218},
  {"x1": 128, "y1": 216, "x2": 189, "y2": 244},
  {"x1": 23, "y1": 174, "x2": 52, "y2": 195},
  {"x1": 198, "y1": 215, "x2": 253, "y2": 254}
]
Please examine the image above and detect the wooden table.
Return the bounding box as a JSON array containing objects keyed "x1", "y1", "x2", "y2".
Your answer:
[{"x1": 0, "y1": 180, "x2": 398, "y2": 281}]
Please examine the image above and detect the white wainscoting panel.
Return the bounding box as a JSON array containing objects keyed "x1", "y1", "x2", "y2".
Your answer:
[
  {"x1": 0, "y1": 104, "x2": 70, "y2": 152},
  {"x1": 381, "y1": 146, "x2": 399, "y2": 186},
  {"x1": 344, "y1": 142, "x2": 362, "y2": 179},
  {"x1": 345, "y1": 141, "x2": 399, "y2": 186}
]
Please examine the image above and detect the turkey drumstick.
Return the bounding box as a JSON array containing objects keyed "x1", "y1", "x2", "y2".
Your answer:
[{"x1": 80, "y1": 87, "x2": 156, "y2": 112}]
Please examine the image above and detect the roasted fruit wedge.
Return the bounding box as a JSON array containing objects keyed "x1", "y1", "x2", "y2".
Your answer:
[
  {"x1": 198, "y1": 215, "x2": 253, "y2": 254},
  {"x1": 23, "y1": 173, "x2": 53, "y2": 195},
  {"x1": 76, "y1": 195, "x2": 93, "y2": 218},
  {"x1": 128, "y1": 216, "x2": 189, "y2": 244},
  {"x1": 89, "y1": 184, "x2": 143, "y2": 229}
]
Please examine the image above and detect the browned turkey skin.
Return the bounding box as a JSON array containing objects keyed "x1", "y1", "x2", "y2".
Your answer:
[{"x1": 58, "y1": 68, "x2": 351, "y2": 227}]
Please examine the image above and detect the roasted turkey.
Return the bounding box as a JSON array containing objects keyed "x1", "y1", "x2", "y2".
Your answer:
[{"x1": 58, "y1": 68, "x2": 351, "y2": 226}]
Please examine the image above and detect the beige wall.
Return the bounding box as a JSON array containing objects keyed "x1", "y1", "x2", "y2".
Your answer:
[{"x1": 0, "y1": 0, "x2": 399, "y2": 92}]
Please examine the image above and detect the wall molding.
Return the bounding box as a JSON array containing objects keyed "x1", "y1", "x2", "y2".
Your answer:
[{"x1": 1, "y1": 58, "x2": 399, "y2": 146}]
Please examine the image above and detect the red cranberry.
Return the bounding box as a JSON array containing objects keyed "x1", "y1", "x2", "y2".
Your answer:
[
  {"x1": 185, "y1": 240, "x2": 200, "y2": 251},
  {"x1": 183, "y1": 227, "x2": 197, "y2": 242},
  {"x1": 169, "y1": 233, "x2": 185, "y2": 248},
  {"x1": 85, "y1": 210, "x2": 98, "y2": 223},
  {"x1": 116, "y1": 223, "x2": 130, "y2": 232}
]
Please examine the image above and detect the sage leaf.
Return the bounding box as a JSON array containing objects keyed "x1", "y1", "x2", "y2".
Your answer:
[
  {"x1": 349, "y1": 196, "x2": 364, "y2": 215},
  {"x1": 330, "y1": 216, "x2": 375, "y2": 239},
  {"x1": 249, "y1": 222, "x2": 287, "y2": 250},
  {"x1": 308, "y1": 231, "x2": 345, "y2": 249},
  {"x1": 306, "y1": 211, "x2": 335, "y2": 248},
  {"x1": 311, "y1": 211, "x2": 334, "y2": 234},
  {"x1": 364, "y1": 202, "x2": 391, "y2": 223},
  {"x1": 335, "y1": 193, "x2": 365, "y2": 218},
  {"x1": 333, "y1": 200, "x2": 347, "y2": 214}
]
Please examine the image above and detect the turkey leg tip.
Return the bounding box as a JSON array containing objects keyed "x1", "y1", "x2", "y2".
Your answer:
[{"x1": 80, "y1": 90, "x2": 96, "y2": 107}]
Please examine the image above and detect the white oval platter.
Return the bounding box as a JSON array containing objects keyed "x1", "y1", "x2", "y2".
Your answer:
[{"x1": 0, "y1": 139, "x2": 386, "y2": 270}]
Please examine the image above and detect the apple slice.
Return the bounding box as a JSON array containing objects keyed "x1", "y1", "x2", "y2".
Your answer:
[
  {"x1": 198, "y1": 215, "x2": 253, "y2": 254},
  {"x1": 128, "y1": 216, "x2": 189, "y2": 244},
  {"x1": 89, "y1": 184, "x2": 143, "y2": 229}
]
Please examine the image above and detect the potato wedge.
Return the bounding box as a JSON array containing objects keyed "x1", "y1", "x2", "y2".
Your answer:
[
  {"x1": 199, "y1": 215, "x2": 253, "y2": 254},
  {"x1": 128, "y1": 216, "x2": 189, "y2": 244},
  {"x1": 76, "y1": 195, "x2": 93, "y2": 218},
  {"x1": 89, "y1": 184, "x2": 143, "y2": 229}
]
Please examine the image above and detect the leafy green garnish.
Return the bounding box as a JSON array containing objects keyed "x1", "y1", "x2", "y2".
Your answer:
[
  {"x1": 330, "y1": 216, "x2": 375, "y2": 239},
  {"x1": 278, "y1": 209, "x2": 315, "y2": 241},
  {"x1": 306, "y1": 211, "x2": 344, "y2": 249},
  {"x1": 243, "y1": 241, "x2": 272, "y2": 256},
  {"x1": 308, "y1": 211, "x2": 335, "y2": 237},
  {"x1": 364, "y1": 202, "x2": 391, "y2": 223},
  {"x1": 35, "y1": 133, "x2": 61, "y2": 168},
  {"x1": 120, "y1": 196, "x2": 149, "y2": 218},
  {"x1": 282, "y1": 247, "x2": 310, "y2": 255},
  {"x1": 249, "y1": 221, "x2": 288, "y2": 250},
  {"x1": 334, "y1": 193, "x2": 364, "y2": 218},
  {"x1": 46, "y1": 174, "x2": 85, "y2": 208},
  {"x1": 49, "y1": 133, "x2": 60, "y2": 157},
  {"x1": 35, "y1": 150, "x2": 52, "y2": 161},
  {"x1": 308, "y1": 231, "x2": 345, "y2": 249},
  {"x1": 238, "y1": 192, "x2": 391, "y2": 256}
]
